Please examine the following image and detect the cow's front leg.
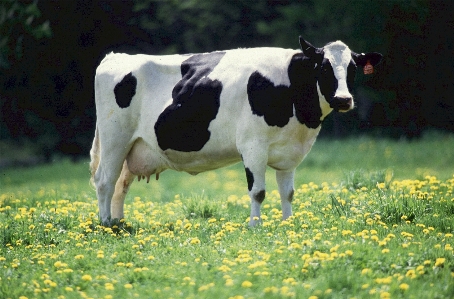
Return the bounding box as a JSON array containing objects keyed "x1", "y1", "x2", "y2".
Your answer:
[
  {"x1": 242, "y1": 157, "x2": 267, "y2": 226},
  {"x1": 276, "y1": 170, "x2": 295, "y2": 220},
  {"x1": 111, "y1": 161, "x2": 135, "y2": 221},
  {"x1": 94, "y1": 163, "x2": 120, "y2": 226}
]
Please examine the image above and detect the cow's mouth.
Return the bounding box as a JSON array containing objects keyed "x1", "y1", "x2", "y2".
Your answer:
[{"x1": 331, "y1": 97, "x2": 353, "y2": 112}]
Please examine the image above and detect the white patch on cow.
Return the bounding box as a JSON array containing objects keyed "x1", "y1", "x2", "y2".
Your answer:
[
  {"x1": 316, "y1": 83, "x2": 333, "y2": 119},
  {"x1": 323, "y1": 41, "x2": 353, "y2": 99}
]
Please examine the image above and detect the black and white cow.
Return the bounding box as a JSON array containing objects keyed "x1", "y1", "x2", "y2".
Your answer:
[{"x1": 90, "y1": 37, "x2": 382, "y2": 226}]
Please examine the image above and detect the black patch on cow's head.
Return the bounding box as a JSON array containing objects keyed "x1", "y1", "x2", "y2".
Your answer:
[
  {"x1": 289, "y1": 53, "x2": 323, "y2": 128},
  {"x1": 114, "y1": 72, "x2": 137, "y2": 108},
  {"x1": 155, "y1": 52, "x2": 226, "y2": 152},
  {"x1": 245, "y1": 167, "x2": 254, "y2": 191},
  {"x1": 317, "y1": 58, "x2": 337, "y2": 103},
  {"x1": 246, "y1": 53, "x2": 322, "y2": 129}
]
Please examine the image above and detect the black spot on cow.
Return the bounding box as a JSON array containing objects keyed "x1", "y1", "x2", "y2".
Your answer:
[
  {"x1": 245, "y1": 167, "x2": 254, "y2": 191},
  {"x1": 254, "y1": 190, "x2": 266, "y2": 204},
  {"x1": 155, "y1": 52, "x2": 226, "y2": 152},
  {"x1": 317, "y1": 59, "x2": 337, "y2": 105},
  {"x1": 247, "y1": 53, "x2": 322, "y2": 129},
  {"x1": 114, "y1": 72, "x2": 137, "y2": 108},
  {"x1": 247, "y1": 72, "x2": 292, "y2": 127},
  {"x1": 288, "y1": 53, "x2": 322, "y2": 128}
]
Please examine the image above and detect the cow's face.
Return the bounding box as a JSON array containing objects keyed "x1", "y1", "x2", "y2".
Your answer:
[{"x1": 299, "y1": 37, "x2": 382, "y2": 112}]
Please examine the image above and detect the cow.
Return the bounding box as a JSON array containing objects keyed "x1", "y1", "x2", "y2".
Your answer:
[{"x1": 90, "y1": 37, "x2": 382, "y2": 226}]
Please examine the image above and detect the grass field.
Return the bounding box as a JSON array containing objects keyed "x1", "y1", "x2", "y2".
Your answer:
[{"x1": 1, "y1": 134, "x2": 453, "y2": 298}]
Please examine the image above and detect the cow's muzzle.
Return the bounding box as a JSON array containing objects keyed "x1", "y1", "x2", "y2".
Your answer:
[{"x1": 331, "y1": 97, "x2": 354, "y2": 112}]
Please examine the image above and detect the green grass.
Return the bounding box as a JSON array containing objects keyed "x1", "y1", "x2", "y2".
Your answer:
[{"x1": 1, "y1": 134, "x2": 453, "y2": 299}]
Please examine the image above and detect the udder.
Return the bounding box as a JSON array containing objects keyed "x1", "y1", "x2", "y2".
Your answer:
[{"x1": 126, "y1": 138, "x2": 165, "y2": 182}]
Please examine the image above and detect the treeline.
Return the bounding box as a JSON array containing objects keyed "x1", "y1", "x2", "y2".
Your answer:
[{"x1": 1, "y1": 0, "x2": 453, "y2": 161}]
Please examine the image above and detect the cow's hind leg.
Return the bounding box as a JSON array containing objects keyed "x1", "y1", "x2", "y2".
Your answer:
[
  {"x1": 94, "y1": 145, "x2": 130, "y2": 226},
  {"x1": 242, "y1": 154, "x2": 267, "y2": 226},
  {"x1": 276, "y1": 170, "x2": 295, "y2": 220},
  {"x1": 111, "y1": 161, "x2": 135, "y2": 221}
]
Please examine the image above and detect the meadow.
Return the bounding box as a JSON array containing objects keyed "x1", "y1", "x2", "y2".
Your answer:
[{"x1": 1, "y1": 134, "x2": 453, "y2": 299}]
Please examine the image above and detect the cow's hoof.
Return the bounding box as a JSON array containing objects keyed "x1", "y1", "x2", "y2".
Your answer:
[{"x1": 248, "y1": 217, "x2": 262, "y2": 227}]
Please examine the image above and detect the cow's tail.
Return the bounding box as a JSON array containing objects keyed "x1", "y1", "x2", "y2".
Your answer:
[{"x1": 89, "y1": 126, "x2": 100, "y2": 189}]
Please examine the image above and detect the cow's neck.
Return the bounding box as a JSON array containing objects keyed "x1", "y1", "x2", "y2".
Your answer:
[{"x1": 316, "y1": 83, "x2": 333, "y2": 120}]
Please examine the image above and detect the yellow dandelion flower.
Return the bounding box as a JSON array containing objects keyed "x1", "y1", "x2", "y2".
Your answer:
[
  {"x1": 434, "y1": 258, "x2": 445, "y2": 267},
  {"x1": 81, "y1": 274, "x2": 92, "y2": 281},
  {"x1": 241, "y1": 281, "x2": 252, "y2": 288},
  {"x1": 264, "y1": 286, "x2": 279, "y2": 294},
  {"x1": 399, "y1": 283, "x2": 409, "y2": 291},
  {"x1": 405, "y1": 269, "x2": 417, "y2": 279},
  {"x1": 124, "y1": 284, "x2": 133, "y2": 289},
  {"x1": 225, "y1": 279, "x2": 234, "y2": 286},
  {"x1": 105, "y1": 283, "x2": 114, "y2": 290}
]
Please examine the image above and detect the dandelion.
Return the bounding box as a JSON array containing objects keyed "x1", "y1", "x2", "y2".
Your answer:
[
  {"x1": 241, "y1": 281, "x2": 252, "y2": 288},
  {"x1": 198, "y1": 283, "x2": 215, "y2": 291},
  {"x1": 264, "y1": 286, "x2": 279, "y2": 294},
  {"x1": 406, "y1": 269, "x2": 417, "y2": 279},
  {"x1": 81, "y1": 275, "x2": 92, "y2": 281},
  {"x1": 434, "y1": 258, "x2": 445, "y2": 267},
  {"x1": 124, "y1": 284, "x2": 133, "y2": 289},
  {"x1": 399, "y1": 283, "x2": 409, "y2": 291},
  {"x1": 105, "y1": 283, "x2": 115, "y2": 290},
  {"x1": 380, "y1": 291, "x2": 391, "y2": 299},
  {"x1": 225, "y1": 279, "x2": 234, "y2": 286},
  {"x1": 53, "y1": 261, "x2": 66, "y2": 268}
]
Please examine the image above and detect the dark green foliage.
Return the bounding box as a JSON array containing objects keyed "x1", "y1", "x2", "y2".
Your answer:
[
  {"x1": 1, "y1": 0, "x2": 454, "y2": 162},
  {"x1": 0, "y1": 0, "x2": 52, "y2": 68}
]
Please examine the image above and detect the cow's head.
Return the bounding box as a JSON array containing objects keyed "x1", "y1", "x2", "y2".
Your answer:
[{"x1": 299, "y1": 37, "x2": 382, "y2": 112}]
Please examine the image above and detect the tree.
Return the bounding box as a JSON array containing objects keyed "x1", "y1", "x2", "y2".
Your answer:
[{"x1": 0, "y1": 0, "x2": 51, "y2": 68}]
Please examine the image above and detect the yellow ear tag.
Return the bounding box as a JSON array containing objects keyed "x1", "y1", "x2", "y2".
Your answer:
[{"x1": 363, "y1": 60, "x2": 374, "y2": 75}]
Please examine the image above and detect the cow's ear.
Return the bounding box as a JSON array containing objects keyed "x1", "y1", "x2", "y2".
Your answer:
[
  {"x1": 299, "y1": 36, "x2": 322, "y2": 59},
  {"x1": 352, "y1": 52, "x2": 383, "y2": 67}
]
